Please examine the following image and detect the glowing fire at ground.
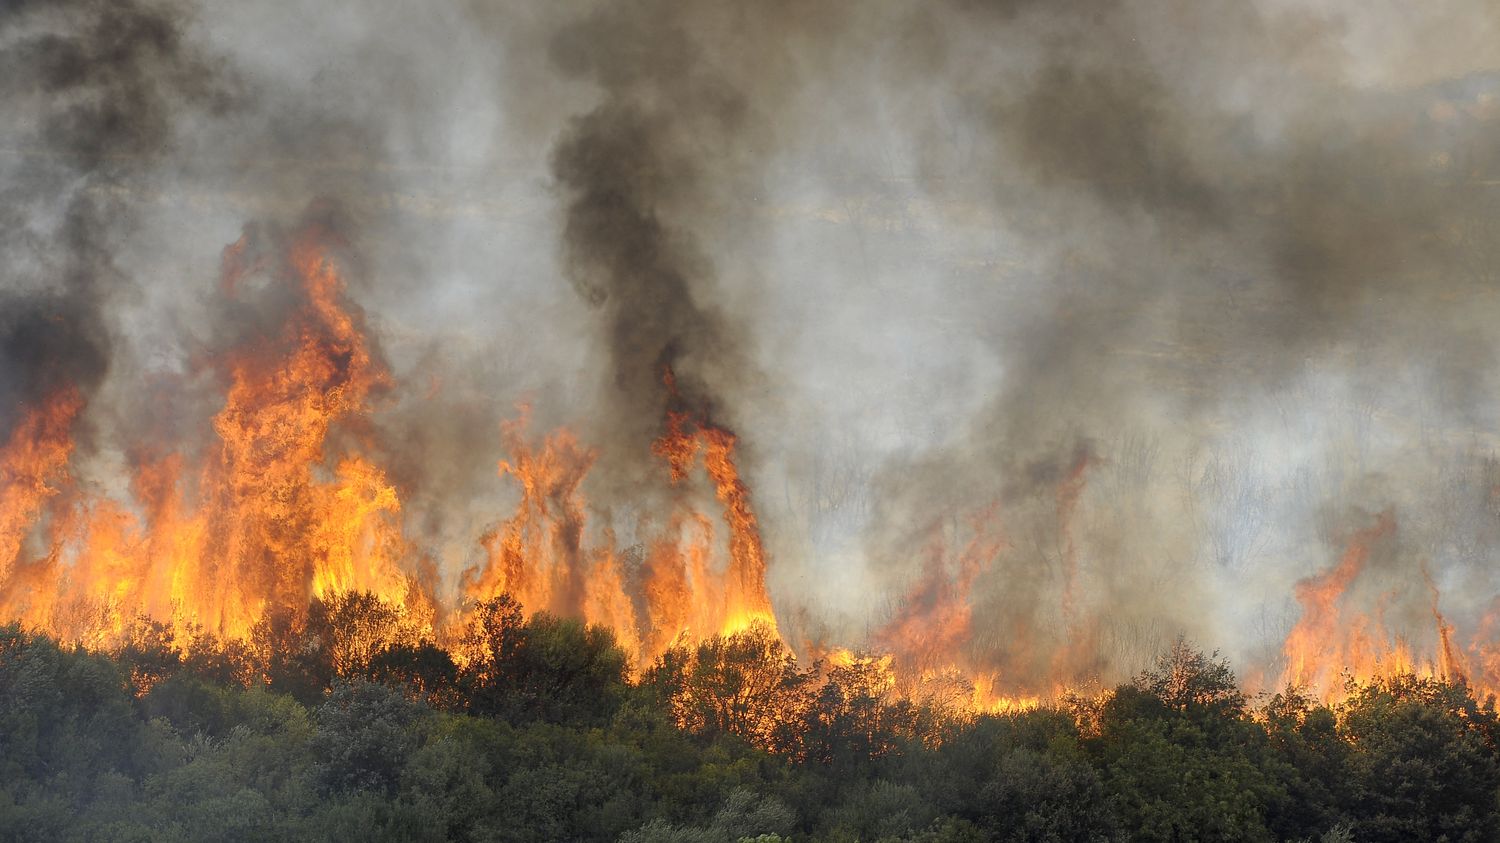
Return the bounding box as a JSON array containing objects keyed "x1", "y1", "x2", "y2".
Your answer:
[
  {"x1": 1277, "y1": 510, "x2": 1496, "y2": 704},
  {"x1": 0, "y1": 219, "x2": 429, "y2": 647},
  {"x1": 462, "y1": 366, "x2": 779, "y2": 667},
  {"x1": 3, "y1": 216, "x2": 1498, "y2": 718},
  {"x1": 0, "y1": 217, "x2": 785, "y2": 680},
  {"x1": 652, "y1": 377, "x2": 779, "y2": 638},
  {"x1": 0, "y1": 388, "x2": 83, "y2": 588},
  {"x1": 862, "y1": 506, "x2": 1043, "y2": 713}
]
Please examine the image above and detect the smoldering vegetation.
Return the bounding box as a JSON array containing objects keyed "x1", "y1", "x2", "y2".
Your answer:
[{"x1": 5, "y1": 0, "x2": 1500, "y2": 687}]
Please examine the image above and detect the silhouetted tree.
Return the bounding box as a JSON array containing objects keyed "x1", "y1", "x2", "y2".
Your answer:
[
  {"x1": 458, "y1": 595, "x2": 628, "y2": 725},
  {"x1": 367, "y1": 641, "x2": 459, "y2": 707},
  {"x1": 648, "y1": 621, "x2": 809, "y2": 749}
]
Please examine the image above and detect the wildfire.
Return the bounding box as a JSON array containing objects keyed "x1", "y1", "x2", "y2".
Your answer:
[
  {"x1": 0, "y1": 208, "x2": 790, "y2": 680},
  {"x1": 1277, "y1": 510, "x2": 1491, "y2": 704},
  {"x1": 463, "y1": 366, "x2": 780, "y2": 667},
  {"x1": 862, "y1": 507, "x2": 1053, "y2": 715},
  {"x1": 653, "y1": 392, "x2": 778, "y2": 637},
  {"x1": 5, "y1": 209, "x2": 1499, "y2": 722},
  {"x1": 0, "y1": 217, "x2": 431, "y2": 649},
  {"x1": 0, "y1": 388, "x2": 83, "y2": 587},
  {"x1": 1471, "y1": 598, "x2": 1500, "y2": 694},
  {"x1": 462, "y1": 416, "x2": 644, "y2": 660},
  {"x1": 873, "y1": 507, "x2": 1001, "y2": 671}
]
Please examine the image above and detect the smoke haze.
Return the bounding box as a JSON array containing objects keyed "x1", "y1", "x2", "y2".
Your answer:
[{"x1": 5, "y1": 0, "x2": 1500, "y2": 691}]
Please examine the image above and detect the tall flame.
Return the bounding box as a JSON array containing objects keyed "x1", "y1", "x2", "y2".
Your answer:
[
  {"x1": 1276, "y1": 510, "x2": 1486, "y2": 703},
  {"x1": 1280, "y1": 511, "x2": 1396, "y2": 698},
  {"x1": 652, "y1": 398, "x2": 777, "y2": 636},
  {"x1": 6, "y1": 212, "x2": 1498, "y2": 720},
  {"x1": 0, "y1": 219, "x2": 431, "y2": 648},
  {"x1": 866, "y1": 508, "x2": 1048, "y2": 714},
  {"x1": 462, "y1": 366, "x2": 780, "y2": 667},
  {"x1": 462, "y1": 417, "x2": 643, "y2": 659},
  {"x1": 874, "y1": 508, "x2": 1001, "y2": 672},
  {"x1": 0, "y1": 389, "x2": 83, "y2": 585},
  {"x1": 1470, "y1": 598, "x2": 1500, "y2": 694}
]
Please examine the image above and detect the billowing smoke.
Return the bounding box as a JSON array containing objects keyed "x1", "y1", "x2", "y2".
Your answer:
[
  {"x1": 546, "y1": 1, "x2": 762, "y2": 482},
  {"x1": 0, "y1": 0, "x2": 225, "y2": 440},
  {"x1": 5, "y1": 0, "x2": 1500, "y2": 692},
  {"x1": 852, "y1": 0, "x2": 1500, "y2": 684}
]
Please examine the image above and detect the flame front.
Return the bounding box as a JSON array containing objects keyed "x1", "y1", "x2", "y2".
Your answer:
[
  {"x1": 0, "y1": 389, "x2": 82, "y2": 585},
  {"x1": 1276, "y1": 510, "x2": 1491, "y2": 703},
  {"x1": 654, "y1": 399, "x2": 778, "y2": 638},
  {"x1": 462, "y1": 367, "x2": 780, "y2": 667},
  {"x1": 5, "y1": 215, "x2": 1500, "y2": 718},
  {"x1": 0, "y1": 219, "x2": 783, "y2": 674},
  {"x1": 0, "y1": 220, "x2": 430, "y2": 649},
  {"x1": 463, "y1": 418, "x2": 644, "y2": 660}
]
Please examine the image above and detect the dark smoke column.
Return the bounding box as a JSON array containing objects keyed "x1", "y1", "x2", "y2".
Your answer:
[
  {"x1": 545, "y1": 1, "x2": 781, "y2": 630},
  {"x1": 0, "y1": 0, "x2": 225, "y2": 589},
  {"x1": 548, "y1": 3, "x2": 756, "y2": 452}
]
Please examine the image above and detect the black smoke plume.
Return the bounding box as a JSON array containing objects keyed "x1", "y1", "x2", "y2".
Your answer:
[{"x1": 0, "y1": 0, "x2": 226, "y2": 439}]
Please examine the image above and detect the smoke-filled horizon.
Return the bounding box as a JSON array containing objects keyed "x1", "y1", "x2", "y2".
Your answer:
[{"x1": 5, "y1": 0, "x2": 1500, "y2": 696}]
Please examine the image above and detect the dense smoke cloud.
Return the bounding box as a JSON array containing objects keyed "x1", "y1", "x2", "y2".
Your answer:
[
  {"x1": 0, "y1": 0, "x2": 225, "y2": 440},
  {"x1": 547, "y1": 1, "x2": 761, "y2": 479},
  {"x1": 853, "y1": 0, "x2": 1500, "y2": 683},
  {"x1": 5, "y1": 0, "x2": 1500, "y2": 689},
  {"x1": 540, "y1": 1, "x2": 862, "y2": 490}
]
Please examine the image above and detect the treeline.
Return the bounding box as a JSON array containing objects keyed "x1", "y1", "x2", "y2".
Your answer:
[{"x1": 1, "y1": 592, "x2": 1498, "y2": 842}]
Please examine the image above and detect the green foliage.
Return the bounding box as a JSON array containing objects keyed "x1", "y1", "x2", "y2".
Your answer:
[
  {"x1": 3, "y1": 611, "x2": 1499, "y2": 841},
  {"x1": 823, "y1": 779, "x2": 935, "y2": 840},
  {"x1": 311, "y1": 681, "x2": 430, "y2": 796},
  {"x1": 459, "y1": 596, "x2": 629, "y2": 726},
  {"x1": 646, "y1": 621, "x2": 808, "y2": 751},
  {"x1": 307, "y1": 591, "x2": 424, "y2": 679},
  {"x1": 1091, "y1": 645, "x2": 1286, "y2": 842},
  {"x1": 1260, "y1": 687, "x2": 1351, "y2": 838},
  {"x1": 1337, "y1": 675, "x2": 1500, "y2": 842},
  {"x1": 975, "y1": 746, "x2": 1115, "y2": 841},
  {"x1": 619, "y1": 788, "x2": 797, "y2": 843},
  {"x1": 366, "y1": 641, "x2": 459, "y2": 706},
  {"x1": 797, "y1": 657, "x2": 925, "y2": 767}
]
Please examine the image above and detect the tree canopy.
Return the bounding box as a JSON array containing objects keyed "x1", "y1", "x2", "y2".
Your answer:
[{"x1": 1, "y1": 594, "x2": 1497, "y2": 842}]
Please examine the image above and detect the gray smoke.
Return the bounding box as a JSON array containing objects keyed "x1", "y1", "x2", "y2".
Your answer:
[
  {"x1": 0, "y1": 0, "x2": 226, "y2": 440},
  {"x1": 547, "y1": 1, "x2": 761, "y2": 475},
  {"x1": 851, "y1": 0, "x2": 1500, "y2": 685},
  {"x1": 7, "y1": 0, "x2": 1500, "y2": 690}
]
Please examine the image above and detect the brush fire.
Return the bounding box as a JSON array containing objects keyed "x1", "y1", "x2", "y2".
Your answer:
[
  {"x1": 5, "y1": 1, "x2": 1500, "y2": 839},
  {"x1": 2, "y1": 215, "x2": 1495, "y2": 716}
]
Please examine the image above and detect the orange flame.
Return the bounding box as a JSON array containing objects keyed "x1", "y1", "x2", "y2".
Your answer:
[
  {"x1": 1421, "y1": 561, "x2": 1469, "y2": 687},
  {"x1": 13, "y1": 213, "x2": 1500, "y2": 723},
  {"x1": 462, "y1": 417, "x2": 643, "y2": 659},
  {"x1": 646, "y1": 366, "x2": 777, "y2": 640},
  {"x1": 1276, "y1": 511, "x2": 1485, "y2": 703},
  {"x1": 865, "y1": 507, "x2": 1046, "y2": 715},
  {"x1": 463, "y1": 367, "x2": 780, "y2": 667},
  {"x1": 0, "y1": 220, "x2": 432, "y2": 649},
  {"x1": 655, "y1": 408, "x2": 778, "y2": 636},
  {"x1": 0, "y1": 388, "x2": 83, "y2": 586},
  {"x1": 874, "y1": 508, "x2": 1001, "y2": 671},
  {"x1": 1470, "y1": 598, "x2": 1500, "y2": 695},
  {"x1": 1280, "y1": 511, "x2": 1396, "y2": 698}
]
